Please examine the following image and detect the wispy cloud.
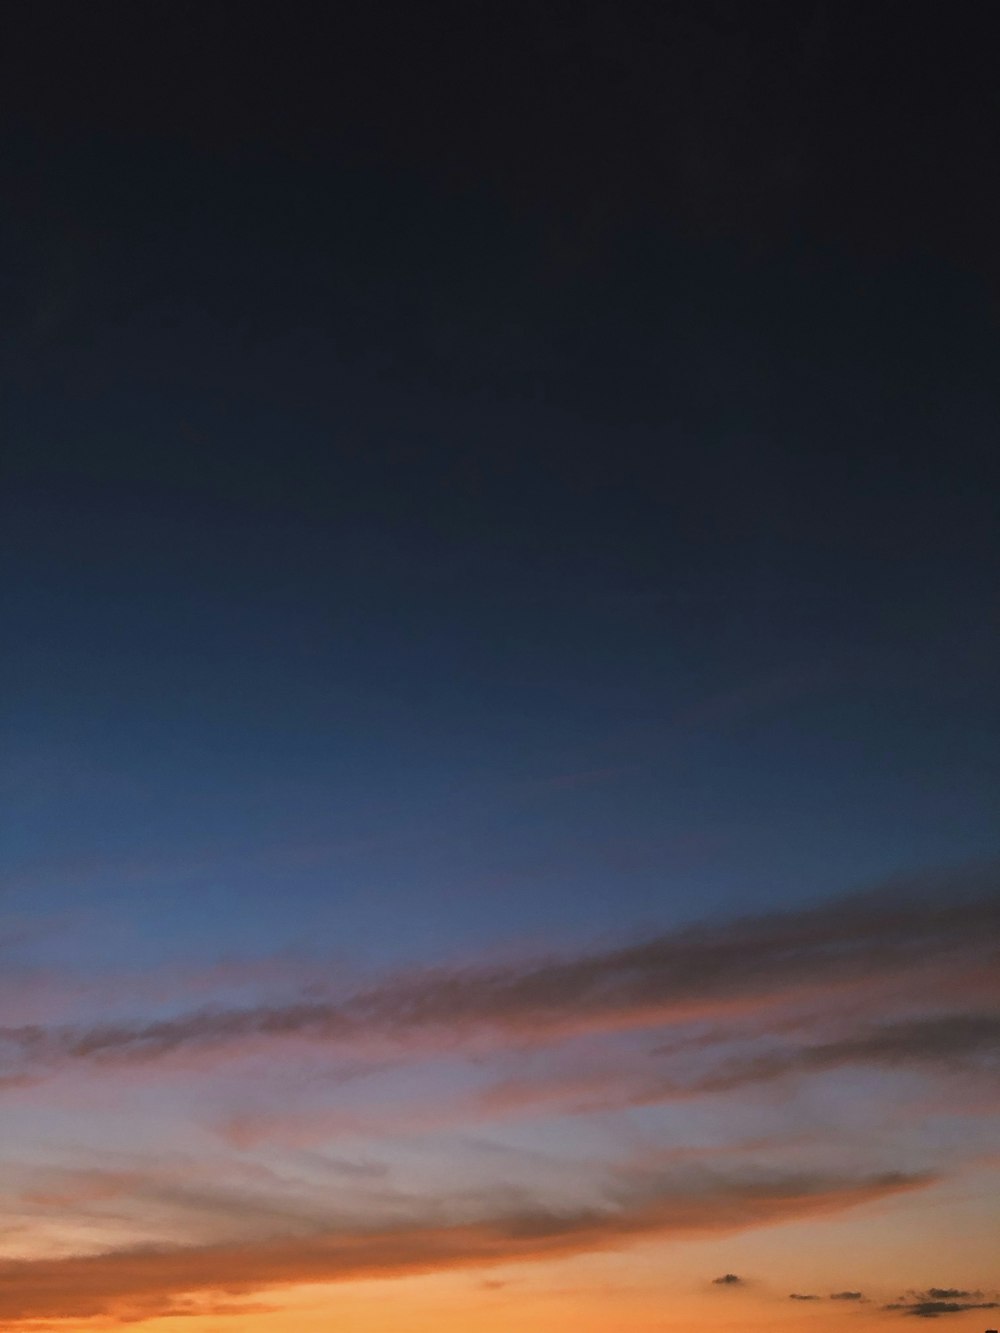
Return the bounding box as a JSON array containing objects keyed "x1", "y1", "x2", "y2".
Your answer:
[
  {"x1": 3, "y1": 873, "x2": 996, "y2": 1081},
  {"x1": 685, "y1": 1012, "x2": 1000, "y2": 1093},
  {"x1": 0, "y1": 1168, "x2": 932, "y2": 1325},
  {"x1": 483, "y1": 1008, "x2": 1000, "y2": 1114},
  {"x1": 218, "y1": 1007, "x2": 998, "y2": 1146}
]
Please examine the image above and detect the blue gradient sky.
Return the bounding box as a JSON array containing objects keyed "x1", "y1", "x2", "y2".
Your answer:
[
  {"x1": 5, "y1": 384, "x2": 997, "y2": 975},
  {"x1": 1, "y1": 5, "x2": 999, "y2": 1329}
]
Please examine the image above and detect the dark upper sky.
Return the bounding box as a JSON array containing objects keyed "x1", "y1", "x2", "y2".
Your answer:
[
  {"x1": 1, "y1": 0, "x2": 998, "y2": 964},
  {"x1": 1, "y1": 6, "x2": 1000, "y2": 1327}
]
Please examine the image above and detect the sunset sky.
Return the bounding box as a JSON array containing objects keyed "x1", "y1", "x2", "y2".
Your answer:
[{"x1": 2, "y1": 2, "x2": 999, "y2": 1330}]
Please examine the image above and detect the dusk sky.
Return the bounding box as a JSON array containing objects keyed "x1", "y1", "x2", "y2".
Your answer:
[{"x1": 1, "y1": 3, "x2": 998, "y2": 1331}]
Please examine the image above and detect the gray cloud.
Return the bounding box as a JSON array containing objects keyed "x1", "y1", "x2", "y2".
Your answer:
[
  {"x1": 576, "y1": 1010, "x2": 1000, "y2": 1116},
  {"x1": 697, "y1": 1013, "x2": 1000, "y2": 1093},
  {"x1": 886, "y1": 1302, "x2": 999, "y2": 1319},
  {"x1": 1, "y1": 874, "x2": 997, "y2": 1078},
  {"x1": 789, "y1": 1291, "x2": 866, "y2": 1302},
  {"x1": 885, "y1": 1290, "x2": 999, "y2": 1318},
  {"x1": 462, "y1": 1009, "x2": 1000, "y2": 1129}
]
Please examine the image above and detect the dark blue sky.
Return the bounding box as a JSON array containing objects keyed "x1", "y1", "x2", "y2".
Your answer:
[
  {"x1": 1, "y1": 7, "x2": 1000, "y2": 1328},
  {"x1": 2, "y1": 1, "x2": 998, "y2": 973}
]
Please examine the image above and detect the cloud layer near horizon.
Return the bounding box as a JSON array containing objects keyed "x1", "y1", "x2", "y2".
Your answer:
[
  {"x1": 1, "y1": 870, "x2": 998, "y2": 1328},
  {"x1": 0, "y1": 1168, "x2": 930, "y2": 1324}
]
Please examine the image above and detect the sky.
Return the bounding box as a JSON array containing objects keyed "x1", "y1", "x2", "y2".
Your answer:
[{"x1": 1, "y1": 2, "x2": 999, "y2": 1330}]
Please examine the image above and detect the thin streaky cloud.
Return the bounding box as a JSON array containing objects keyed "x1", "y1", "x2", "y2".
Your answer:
[
  {"x1": 2, "y1": 874, "x2": 996, "y2": 1078},
  {"x1": 0, "y1": 1169, "x2": 933, "y2": 1324}
]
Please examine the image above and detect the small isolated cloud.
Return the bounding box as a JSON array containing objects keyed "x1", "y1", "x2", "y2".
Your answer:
[
  {"x1": 790, "y1": 1293, "x2": 820, "y2": 1300},
  {"x1": 830, "y1": 1291, "x2": 865, "y2": 1300},
  {"x1": 713, "y1": 1273, "x2": 744, "y2": 1285}
]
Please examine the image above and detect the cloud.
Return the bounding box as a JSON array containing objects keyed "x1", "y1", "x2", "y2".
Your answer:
[
  {"x1": 2, "y1": 875, "x2": 997, "y2": 1079},
  {"x1": 789, "y1": 1290, "x2": 869, "y2": 1301},
  {"x1": 0, "y1": 1170, "x2": 932, "y2": 1325},
  {"x1": 887, "y1": 1301, "x2": 1000, "y2": 1319},
  {"x1": 713, "y1": 1272, "x2": 744, "y2": 1284},
  {"x1": 464, "y1": 1009, "x2": 1000, "y2": 1126},
  {"x1": 693, "y1": 1013, "x2": 1000, "y2": 1095},
  {"x1": 203, "y1": 997, "x2": 999, "y2": 1150},
  {"x1": 884, "y1": 1290, "x2": 999, "y2": 1318}
]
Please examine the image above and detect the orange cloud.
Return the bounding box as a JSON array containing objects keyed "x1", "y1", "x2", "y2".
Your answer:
[{"x1": 0, "y1": 1169, "x2": 933, "y2": 1325}]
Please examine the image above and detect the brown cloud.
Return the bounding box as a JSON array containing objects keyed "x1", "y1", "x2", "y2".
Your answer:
[
  {"x1": 0, "y1": 1170, "x2": 932, "y2": 1325},
  {"x1": 2, "y1": 877, "x2": 996, "y2": 1080}
]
